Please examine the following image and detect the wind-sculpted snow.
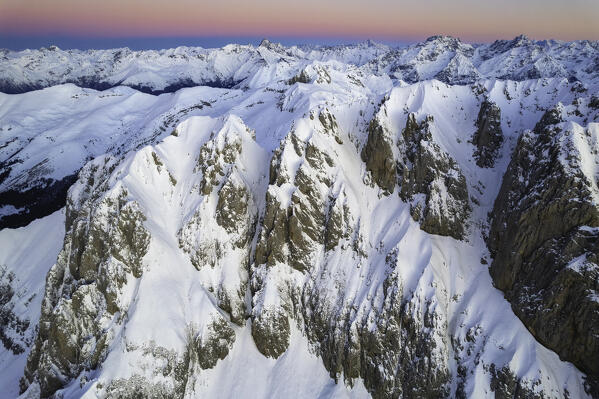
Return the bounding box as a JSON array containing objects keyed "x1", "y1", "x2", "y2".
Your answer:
[{"x1": 1, "y1": 39, "x2": 599, "y2": 398}]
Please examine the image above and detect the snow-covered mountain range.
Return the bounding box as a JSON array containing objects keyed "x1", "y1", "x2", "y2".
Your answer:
[
  {"x1": 0, "y1": 36, "x2": 598, "y2": 398},
  {"x1": 2, "y1": 35, "x2": 599, "y2": 95}
]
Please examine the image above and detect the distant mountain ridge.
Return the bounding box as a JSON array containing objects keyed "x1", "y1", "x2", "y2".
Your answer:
[{"x1": 1, "y1": 35, "x2": 598, "y2": 95}]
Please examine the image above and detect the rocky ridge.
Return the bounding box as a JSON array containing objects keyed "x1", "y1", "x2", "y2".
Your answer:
[
  {"x1": 0, "y1": 38, "x2": 599, "y2": 398},
  {"x1": 488, "y1": 106, "x2": 599, "y2": 391}
]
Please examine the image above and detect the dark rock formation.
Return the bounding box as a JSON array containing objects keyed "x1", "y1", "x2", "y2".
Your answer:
[
  {"x1": 0, "y1": 173, "x2": 78, "y2": 229},
  {"x1": 398, "y1": 114, "x2": 470, "y2": 239},
  {"x1": 472, "y1": 100, "x2": 503, "y2": 167},
  {"x1": 488, "y1": 364, "x2": 545, "y2": 399},
  {"x1": 361, "y1": 116, "x2": 397, "y2": 195},
  {"x1": 251, "y1": 309, "x2": 291, "y2": 359},
  {"x1": 288, "y1": 69, "x2": 311, "y2": 85},
  {"x1": 195, "y1": 319, "x2": 236, "y2": 369},
  {"x1": 300, "y1": 270, "x2": 452, "y2": 399},
  {"x1": 256, "y1": 128, "x2": 336, "y2": 273},
  {"x1": 21, "y1": 157, "x2": 151, "y2": 397},
  {"x1": 488, "y1": 109, "x2": 599, "y2": 384}
]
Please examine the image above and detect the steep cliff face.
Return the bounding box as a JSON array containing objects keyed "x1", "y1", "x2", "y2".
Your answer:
[
  {"x1": 178, "y1": 116, "x2": 265, "y2": 325},
  {"x1": 472, "y1": 100, "x2": 503, "y2": 168},
  {"x1": 361, "y1": 114, "x2": 397, "y2": 195},
  {"x1": 17, "y1": 116, "x2": 270, "y2": 398},
  {"x1": 397, "y1": 113, "x2": 470, "y2": 239},
  {"x1": 360, "y1": 106, "x2": 471, "y2": 240},
  {"x1": 22, "y1": 156, "x2": 151, "y2": 397},
  {"x1": 488, "y1": 108, "x2": 599, "y2": 387},
  {"x1": 252, "y1": 109, "x2": 454, "y2": 398}
]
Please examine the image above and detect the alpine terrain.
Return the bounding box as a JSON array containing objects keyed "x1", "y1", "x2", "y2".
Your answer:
[{"x1": 1, "y1": 35, "x2": 599, "y2": 398}]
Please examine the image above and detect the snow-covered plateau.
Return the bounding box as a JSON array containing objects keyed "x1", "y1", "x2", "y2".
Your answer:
[{"x1": 0, "y1": 36, "x2": 598, "y2": 398}]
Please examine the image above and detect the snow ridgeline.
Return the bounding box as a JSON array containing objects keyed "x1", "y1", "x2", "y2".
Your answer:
[
  {"x1": 0, "y1": 58, "x2": 599, "y2": 398},
  {"x1": 1, "y1": 35, "x2": 598, "y2": 95}
]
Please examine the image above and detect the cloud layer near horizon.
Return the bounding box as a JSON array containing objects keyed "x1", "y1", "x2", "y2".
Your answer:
[{"x1": 1, "y1": 0, "x2": 598, "y2": 42}]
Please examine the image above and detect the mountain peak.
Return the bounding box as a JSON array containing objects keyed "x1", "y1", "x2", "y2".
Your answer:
[
  {"x1": 362, "y1": 39, "x2": 379, "y2": 47},
  {"x1": 258, "y1": 38, "x2": 285, "y2": 53},
  {"x1": 511, "y1": 34, "x2": 533, "y2": 46},
  {"x1": 425, "y1": 35, "x2": 461, "y2": 43},
  {"x1": 259, "y1": 38, "x2": 272, "y2": 47}
]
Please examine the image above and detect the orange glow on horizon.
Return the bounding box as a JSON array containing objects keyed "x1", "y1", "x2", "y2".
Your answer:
[{"x1": 0, "y1": 0, "x2": 598, "y2": 42}]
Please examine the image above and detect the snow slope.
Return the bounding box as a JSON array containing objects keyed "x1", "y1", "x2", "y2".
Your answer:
[
  {"x1": 1, "y1": 37, "x2": 599, "y2": 399},
  {"x1": 0, "y1": 210, "x2": 65, "y2": 397}
]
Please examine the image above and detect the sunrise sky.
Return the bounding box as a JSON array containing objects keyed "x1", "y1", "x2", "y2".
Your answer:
[{"x1": 1, "y1": 0, "x2": 598, "y2": 49}]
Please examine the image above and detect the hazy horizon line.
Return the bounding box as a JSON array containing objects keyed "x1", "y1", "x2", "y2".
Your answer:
[{"x1": 1, "y1": 33, "x2": 589, "y2": 52}]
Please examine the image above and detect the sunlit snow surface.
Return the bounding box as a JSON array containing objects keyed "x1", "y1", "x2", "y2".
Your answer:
[
  {"x1": 1, "y1": 38, "x2": 599, "y2": 398},
  {"x1": 0, "y1": 210, "x2": 65, "y2": 397}
]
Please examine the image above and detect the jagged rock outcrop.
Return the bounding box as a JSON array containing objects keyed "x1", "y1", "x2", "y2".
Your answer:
[
  {"x1": 488, "y1": 108, "x2": 599, "y2": 385},
  {"x1": 178, "y1": 116, "x2": 263, "y2": 325},
  {"x1": 300, "y1": 268, "x2": 452, "y2": 399},
  {"x1": 251, "y1": 308, "x2": 291, "y2": 359},
  {"x1": 317, "y1": 108, "x2": 343, "y2": 145},
  {"x1": 255, "y1": 133, "x2": 330, "y2": 273},
  {"x1": 252, "y1": 116, "x2": 343, "y2": 358},
  {"x1": 253, "y1": 111, "x2": 456, "y2": 399},
  {"x1": 0, "y1": 266, "x2": 30, "y2": 355},
  {"x1": 21, "y1": 156, "x2": 151, "y2": 397},
  {"x1": 288, "y1": 69, "x2": 311, "y2": 85},
  {"x1": 398, "y1": 114, "x2": 470, "y2": 239},
  {"x1": 472, "y1": 100, "x2": 503, "y2": 167},
  {"x1": 255, "y1": 109, "x2": 342, "y2": 272},
  {"x1": 102, "y1": 316, "x2": 235, "y2": 398},
  {"x1": 361, "y1": 115, "x2": 397, "y2": 195},
  {"x1": 488, "y1": 364, "x2": 545, "y2": 399},
  {"x1": 192, "y1": 318, "x2": 236, "y2": 370}
]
